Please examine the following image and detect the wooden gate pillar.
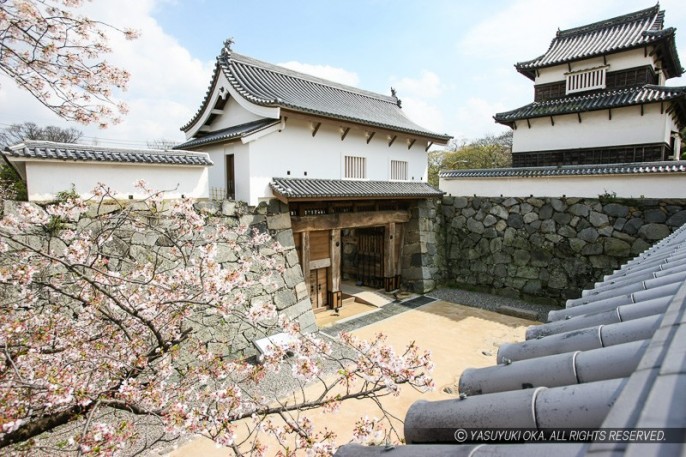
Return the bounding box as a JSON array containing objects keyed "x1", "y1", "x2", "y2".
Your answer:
[{"x1": 328, "y1": 229, "x2": 342, "y2": 309}]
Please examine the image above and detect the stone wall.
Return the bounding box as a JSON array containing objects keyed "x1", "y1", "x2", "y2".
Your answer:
[
  {"x1": 3, "y1": 198, "x2": 316, "y2": 358},
  {"x1": 402, "y1": 199, "x2": 444, "y2": 293},
  {"x1": 440, "y1": 196, "x2": 686, "y2": 303}
]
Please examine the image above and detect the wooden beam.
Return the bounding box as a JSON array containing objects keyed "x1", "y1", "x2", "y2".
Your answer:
[
  {"x1": 291, "y1": 210, "x2": 411, "y2": 233},
  {"x1": 310, "y1": 258, "x2": 331, "y2": 270},
  {"x1": 577, "y1": 113, "x2": 582, "y2": 123},
  {"x1": 550, "y1": 116, "x2": 555, "y2": 126},
  {"x1": 388, "y1": 135, "x2": 397, "y2": 147},
  {"x1": 211, "y1": 109, "x2": 224, "y2": 115},
  {"x1": 330, "y1": 229, "x2": 341, "y2": 294},
  {"x1": 425, "y1": 141, "x2": 433, "y2": 152},
  {"x1": 661, "y1": 102, "x2": 664, "y2": 114},
  {"x1": 199, "y1": 125, "x2": 212, "y2": 132},
  {"x1": 526, "y1": 119, "x2": 531, "y2": 129},
  {"x1": 301, "y1": 232, "x2": 311, "y2": 292},
  {"x1": 366, "y1": 131, "x2": 376, "y2": 144},
  {"x1": 641, "y1": 104, "x2": 644, "y2": 116},
  {"x1": 407, "y1": 139, "x2": 416, "y2": 150},
  {"x1": 311, "y1": 122, "x2": 322, "y2": 137},
  {"x1": 609, "y1": 109, "x2": 612, "y2": 120},
  {"x1": 340, "y1": 127, "x2": 350, "y2": 141}
]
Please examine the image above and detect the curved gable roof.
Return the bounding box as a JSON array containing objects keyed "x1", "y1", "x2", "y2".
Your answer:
[
  {"x1": 516, "y1": 5, "x2": 683, "y2": 80},
  {"x1": 181, "y1": 48, "x2": 451, "y2": 142}
]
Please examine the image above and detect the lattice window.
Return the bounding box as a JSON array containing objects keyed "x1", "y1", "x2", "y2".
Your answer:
[
  {"x1": 566, "y1": 67, "x2": 607, "y2": 94},
  {"x1": 344, "y1": 155, "x2": 367, "y2": 179},
  {"x1": 390, "y1": 160, "x2": 408, "y2": 180}
]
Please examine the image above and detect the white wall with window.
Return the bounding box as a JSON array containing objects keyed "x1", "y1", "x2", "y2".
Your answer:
[
  {"x1": 390, "y1": 160, "x2": 408, "y2": 180},
  {"x1": 344, "y1": 155, "x2": 367, "y2": 179},
  {"x1": 216, "y1": 117, "x2": 433, "y2": 204}
]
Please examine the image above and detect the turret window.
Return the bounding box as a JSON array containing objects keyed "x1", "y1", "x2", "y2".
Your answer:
[{"x1": 566, "y1": 66, "x2": 607, "y2": 94}]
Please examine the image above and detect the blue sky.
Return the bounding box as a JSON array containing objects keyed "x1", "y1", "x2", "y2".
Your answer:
[{"x1": 0, "y1": 0, "x2": 684, "y2": 148}]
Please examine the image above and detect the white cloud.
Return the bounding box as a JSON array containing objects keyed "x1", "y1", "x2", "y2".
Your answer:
[
  {"x1": 388, "y1": 70, "x2": 446, "y2": 133},
  {"x1": 453, "y1": 97, "x2": 510, "y2": 141},
  {"x1": 0, "y1": 0, "x2": 213, "y2": 147},
  {"x1": 391, "y1": 70, "x2": 443, "y2": 99},
  {"x1": 278, "y1": 61, "x2": 360, "y2": 87}
]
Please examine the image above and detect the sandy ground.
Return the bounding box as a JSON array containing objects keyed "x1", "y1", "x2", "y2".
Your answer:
[{"x1": 167, "y1": 300, "x2": 537, "y2": 456}]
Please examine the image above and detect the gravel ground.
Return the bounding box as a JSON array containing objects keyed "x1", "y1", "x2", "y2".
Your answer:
[{"x1": 427, "y1": 287, "x2": 561, "y2": 322}]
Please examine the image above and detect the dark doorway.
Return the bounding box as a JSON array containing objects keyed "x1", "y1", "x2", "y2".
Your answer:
[
  {"x1": 353, "y1": 227, "x2": 385, "y2": 288},
  {"x1": 226, "y1": 154, "x2": 235, "y2": 199}
]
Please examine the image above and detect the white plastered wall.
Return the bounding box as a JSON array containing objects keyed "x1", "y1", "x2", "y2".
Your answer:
[
  {"x1": 240, "y1": 118, "x2": 431, "y2": 205},
  {"x1": 534, "y1": 48, "x2": 657, "y2": 85},
  {"x1": 22, "y1": 161, "x2": 209, "y2": 201},
  {"x1": 440, "y1": 174, "x2": 686, "y2": 199},
  {"x1": 512, "y1": 103, "x2": 672, "y2": 153}
]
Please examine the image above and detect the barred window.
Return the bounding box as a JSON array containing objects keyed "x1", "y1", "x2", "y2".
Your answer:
[
  {"x1": 344, "y1": 155, "x2": 367, "y2": 179},
  {"x1": 566, "y1": 67, "x2": 607, "y2": 94},
  {"x1": 390, "y1": 160, "x2": 408, "y2": 180}
]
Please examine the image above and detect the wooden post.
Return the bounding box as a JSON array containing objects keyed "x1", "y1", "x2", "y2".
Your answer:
[
  {"x1": 384, "y1": 223, "x2": 396, "y2": 291},
  {"x1": 302, "y1": 231, "x2": 311, "y2": 291},
  {"x1": 329, "y1": 229, "x2": 342, "y2": 309},
  {"x1": 395, "y1": 224, "x2": 404, "y2": 289}
]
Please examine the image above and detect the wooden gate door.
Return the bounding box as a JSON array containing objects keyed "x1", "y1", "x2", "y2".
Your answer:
[
  {"x1": 356, "y1": 227, "x2": 384, "y2": 288},
  {"x1": 309, "y1": 268, "x2": 328, "y2": 311}
]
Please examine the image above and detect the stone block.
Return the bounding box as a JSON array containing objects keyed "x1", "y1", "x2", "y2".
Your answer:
[
  {"x1": 502, "y1": 197, "x2": 519, "y2": 207},
  {"x1": 490, "y1": 205, "x2": 509, "y2": 220},
  {"x1": 273, "y1": 289, "x2": 297, "y2": 310},
  {"x1": 483, "y1": 214, "x2": 498, "y2": 227},
  {"x1": 644, "y1": 209, "x2": 667, "y2": 223},
  {"x1": 508, "y1": 213, "x2": 524, "y2": 229},
  {"x1": 581, "y1": 242, "x2": 603, "y2": 256},
  {"x1": 539, "y1": 204, "x2": 554, "y2": 220},
  {"x1": 267, "y1": 213, "x2": 292, "y2": 230},
  {"x1": 604, "y1": 238, "x2": 631, "y2": 257},
  {"x1": 638, "y1": 223, "x2": 670, "y2": 241},
  {"x1": 513, "y1": 249, "x2": 531, "y2": 266},
  {"x1": 275, "y1": 229, "x2": 296, "y2": 248},
  {"x1": 523, "y1": 212, "x2": 539, "y2": 224},
  {"x1": 603, "y1": 203, "x2": 629, "y2": 218},
  {"x1": 569, "y1": 203, "x2": 590, "y2": 217},
  {"x1": 454, "y1": 197, "x2": 469, "y2": 209},
  {"x1": 550, "y1": 198, "x2": 567, "y2": 212},
  {"x1": 589, "y1": 211, "x2": 609, "y2": 227},
  {"x1": 578, "y1": 227, "x2": 599, "y2": 242},
  {"x1": 667, "y1": 210, "x2": 686, "y2": 227}
]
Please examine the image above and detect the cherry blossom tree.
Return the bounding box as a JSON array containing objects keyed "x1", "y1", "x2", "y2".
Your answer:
[
  {"x1": 0, "y1": 0, "x2": 139, "y2": 127},
  {"x1": 0, "y1": 183, "x2": 434, "y2": 455}
]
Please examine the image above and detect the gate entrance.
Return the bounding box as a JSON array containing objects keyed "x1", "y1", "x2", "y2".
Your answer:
[{"x1": 351, "y1": 227, "x2": 385, "y2": 289}]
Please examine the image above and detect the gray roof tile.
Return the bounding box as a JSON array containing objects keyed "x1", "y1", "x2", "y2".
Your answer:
[
  {"x1": 270, "y1": 178, "x2": 443, "y2": 200},
  {"x1": 182, "y1": 50, "x2": 451, "y2": 142},
  {"x1": 337, "y1": 222, "x2": 686, "y2": 456},
  {"x1": 175, "y1": 119, "x2": 278, "y2": 149},
  {"x1": 516, "y1": 6, "x2": 683, "y2": 80},
  {"x1": 4, "y1": 141, "x2": 212, "y2": 166},
  {"x1": 439, "y1": 160, "x2": 686, "y2": 179},
  {"x1": 493, "y1": 85, "x2": 686, "y2": 125}
]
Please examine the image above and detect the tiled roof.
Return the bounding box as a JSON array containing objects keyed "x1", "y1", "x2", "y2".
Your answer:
[
  {"x1": 439, "y1": 160, "x2": 686, "y2": 179},
  {"x1": 174, "y1": 119, "x2": 278, "y2": 149},
  {"x1": 270, "y1": 178, "x2": 443, "y2": 200},
  {"x1": 182, "y1": 49, "x2": 451, "y2": 142},
  {"x1": 3, "y1": 141, "x2": 212, "y2": 166},
  {"x1": 494, "y1": 85, "x2": 686, "y2": 125},
  {"x1": 337, "y1": 223, "x2": 686, "y2": 455},
  {"x1": 516, "y1": 5, "x2": 683, "y2": 80}
]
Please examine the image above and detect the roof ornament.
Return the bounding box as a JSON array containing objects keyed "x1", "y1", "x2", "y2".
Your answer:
[
  {"x1": 222, "y1": 37, "x2": 235, "y2": 56},
  {"x1": 390, "y1": 87, "x2": 402, "y2": 108}
]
